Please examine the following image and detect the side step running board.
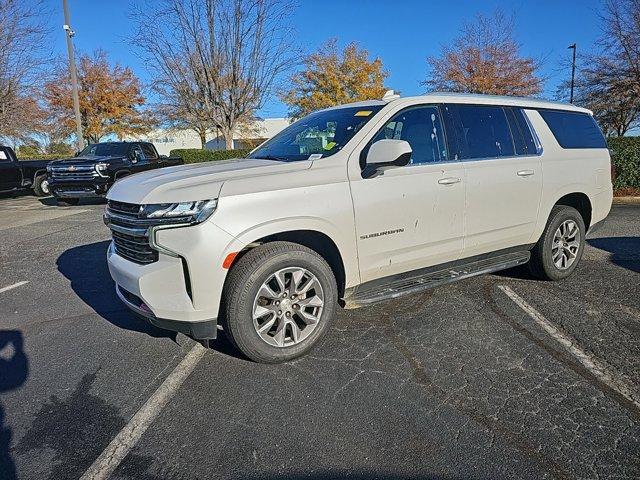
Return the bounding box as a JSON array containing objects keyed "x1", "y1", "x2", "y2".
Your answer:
[{"x1": 345, "y1": 251, "x2": 530, "y2": 308}]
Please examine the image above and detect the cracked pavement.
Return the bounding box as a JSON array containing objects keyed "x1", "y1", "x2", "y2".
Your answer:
[{"x1": 0, "y1": 195, "x2": 638, "y2": 479}]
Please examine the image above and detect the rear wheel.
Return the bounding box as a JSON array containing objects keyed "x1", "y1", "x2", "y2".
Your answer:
[
  {"x1": 222, "y1": 241, "x2": 337, "y2": 363},
  {"x1": 33, "y1": 175, "x2": 50, "y2": 197},
  {"x1": 528, "y1": 205, "x2": 586, "y2": 280}
]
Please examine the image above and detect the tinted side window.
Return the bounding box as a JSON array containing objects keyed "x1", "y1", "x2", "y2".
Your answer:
[
  {"x1": 370, "y1": 105, "x2": 448, "y2": 165},
  {"x1": 0, "y1": 148, "x2": 11, "y2": 162},
  {"x1": 446, "y1": 105, "x2": 515, "y2": 159},
  {"x1": 505, "y1": 107, "x2": 539, "y2": 156},
  {"x1": 140, "y1": 143, "x2": 158, "y2": 159},
  {"x1": 538, "y1": 110, "x2": 606, "y2": 149}
]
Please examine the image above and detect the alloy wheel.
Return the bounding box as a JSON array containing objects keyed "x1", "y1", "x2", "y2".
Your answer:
[
  {"x1": 552, "y1": 219, "x2": 580, "y2": 270},
  {"x1": 252, "y1": 267, "x2": 324, "y2": 347}
]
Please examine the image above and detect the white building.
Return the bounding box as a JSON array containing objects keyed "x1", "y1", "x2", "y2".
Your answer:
[{"x1": 133, "y1": 118, "x2": 291, "y2": 156}]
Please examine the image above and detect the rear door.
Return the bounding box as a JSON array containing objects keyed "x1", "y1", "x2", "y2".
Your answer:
[
  {"x1": 349, "y1": 104, "x2": 465, "y2": 283},
  {"x1": 0, "y1": 146, "x2": 22, "y2": 191},
  {"x1": 444, "y1": 104, "x2": 543, "y2": 258}
]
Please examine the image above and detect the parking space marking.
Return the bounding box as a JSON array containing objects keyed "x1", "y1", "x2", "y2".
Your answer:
[
  {"x1": 80, "y1": 343, "x2": 207, "y2": 480},
  {"x1": 498, "y1": 285, "x2": 640, "y2": 410},
  {"x1": 0, "y1": 281, "x2": 29, "y2": 293}
]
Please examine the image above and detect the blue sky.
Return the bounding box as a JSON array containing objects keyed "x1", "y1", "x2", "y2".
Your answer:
[{"x1": 44, "y1": 0, "x2": 604, "y2": 118}]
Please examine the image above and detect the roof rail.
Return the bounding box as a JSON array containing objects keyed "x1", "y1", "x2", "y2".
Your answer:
[{"x1": 382, "y1": 89, "x2": 400, "y2": 102}]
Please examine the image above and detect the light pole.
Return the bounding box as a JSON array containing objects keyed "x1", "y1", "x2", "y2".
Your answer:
[
  {"x1": 568, "y1": 43, "x2": 577, "y2": 104},
  {"x1": 62, "y1": 0, "x2": 84, "y2": 151}
]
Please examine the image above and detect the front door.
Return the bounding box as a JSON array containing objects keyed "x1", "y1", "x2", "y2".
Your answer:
[
  {"x1": 0, "y1": 147, "x2": 21, "y2": 191},
  {"x1": 349, "y1": 104, "x2": 465, "y2": 283}
]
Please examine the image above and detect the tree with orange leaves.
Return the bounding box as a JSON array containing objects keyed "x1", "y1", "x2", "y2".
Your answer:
[
  {"x1": 424, "y1": 10, "x2": 542, "y2": 97},
  {"x1": 45, "y1": 51, "x2": 154, "y2": 143},
  {"x1": 282, "y1": 39, "x2": 389, "y2": 118}
]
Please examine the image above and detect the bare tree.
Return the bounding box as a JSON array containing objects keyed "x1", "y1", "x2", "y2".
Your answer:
[
  {"x1": 423, "y1": 10, "x2": 542, "y2": 96},
  {"x1": 558, "y1": 1, "x2": 640, "y2": 136},
  {"x1": 0, "y1": 0, "x2": 49, "y2": 142},
  {"x1": 132, "y1": 0, "x2": 296, "y2": 150}
]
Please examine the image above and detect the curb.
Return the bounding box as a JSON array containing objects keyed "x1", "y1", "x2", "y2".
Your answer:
[{"x1": 612, "y1": 196, "x2": 640, "y2": 205}]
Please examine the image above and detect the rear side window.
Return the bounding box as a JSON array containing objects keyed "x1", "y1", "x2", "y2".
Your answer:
[
  {"x1": 444, "y1": 104, "x2": 515, "y2": 160},
  {"x1": 505, "y1": 107, "x2": 539, "y2": 155},
  {"x1": 538, "y1": 110, "x2": 606, "y2": 149}
]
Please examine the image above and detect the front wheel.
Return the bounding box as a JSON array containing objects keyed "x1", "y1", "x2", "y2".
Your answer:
[
  {"x1": 33, "y1": 175, "x2": 50, "y2": 197},
  {"x1": 222, "y1": 241, "x2": 337, "y2": 363},
  {"x1": 528, "y1": 205, "x2": 586, "y2": 281}
]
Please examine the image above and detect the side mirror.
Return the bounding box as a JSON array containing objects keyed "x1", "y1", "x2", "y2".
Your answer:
[{"x1": 363, "y1": 139, "x2": 412, "y2": 177}]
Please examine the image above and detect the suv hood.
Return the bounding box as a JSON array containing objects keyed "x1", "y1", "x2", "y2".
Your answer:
[
  {"x1": 107, "y1": 157, "x2": 312, "y2": 204},
  {"x1": 50, "y1": 155, "x2": 124, "y2": 166}
]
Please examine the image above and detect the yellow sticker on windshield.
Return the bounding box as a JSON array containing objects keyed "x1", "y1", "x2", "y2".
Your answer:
[
  {"x1": 354, "y1": 110, "x2": 373, "y2": 117},
  {"x1": 324, "y1": 141, "x2": 337, "y2": 150}
]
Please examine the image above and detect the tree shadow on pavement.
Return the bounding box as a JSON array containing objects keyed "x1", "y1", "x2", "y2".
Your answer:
[
  {"x1": 0, "y1": 330, "x2": 29, "y2": 480},
  {"x1": 56, "y1": 241, "x2": 176, "y2": 341},
  {"x1": 587, "y1": 236, "x2": 640, "y2": 273}
]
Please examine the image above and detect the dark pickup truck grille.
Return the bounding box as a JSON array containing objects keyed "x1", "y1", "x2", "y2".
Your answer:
[
  {"x1": 106, "y1": 200, "x2": 158, "y2": 265},
  {"x1": 50, "y1": 165, "x2": 98, "y2": 181}
]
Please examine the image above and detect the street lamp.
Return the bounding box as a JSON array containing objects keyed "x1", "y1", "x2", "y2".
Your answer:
[
  {"x1": 568, "y1": 43, "x2": 577, "y2": 104},
  {"x1": 62, "y1": 0, "x2": 84, "y2": 151}
]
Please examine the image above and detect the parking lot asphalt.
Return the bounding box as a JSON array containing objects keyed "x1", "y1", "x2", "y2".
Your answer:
[{"x1": 0, "y1": 194, "x2": 638, "y2": 480}]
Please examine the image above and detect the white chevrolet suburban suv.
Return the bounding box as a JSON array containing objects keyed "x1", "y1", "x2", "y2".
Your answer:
[{"x1": 104, "y1": 92, "x2": 612, "y2": 363}]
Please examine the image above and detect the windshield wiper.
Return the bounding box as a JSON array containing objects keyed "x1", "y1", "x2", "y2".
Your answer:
[{"x1": 256, "y1": 155, "x2": 290, "y2": 161}]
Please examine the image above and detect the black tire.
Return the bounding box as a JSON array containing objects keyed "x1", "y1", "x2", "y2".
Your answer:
[
  {"x1": 222, "y1": 241, "x2": 337, "y2": 363},
  {"x1": 528, "y1": 205, "x2": 586, "y2": 281},
  {"x1": 55, "y1": 197, "x2": 80, "y2": 206},
  {"x1": 33, "y1": 175, "x2": 50, "y2": 197}
]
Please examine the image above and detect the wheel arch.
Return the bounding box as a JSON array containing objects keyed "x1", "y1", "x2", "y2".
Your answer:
[
  {"x1": 554, "y1": 192, "x2": 592, "y2": 229},
  {"x1": 229, "y1": 228, "x2": 351, "y2": 299},
  {"x1": 32, "y1": 169, "x2": 47, "y2": 182}
]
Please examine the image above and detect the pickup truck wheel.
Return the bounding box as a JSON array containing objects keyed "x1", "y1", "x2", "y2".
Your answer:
[
  {"x1": 528, "y1": 205, "x2": 585, "y2": 281},
  {"x1": 33, "y1": 175, "x2": 50, "y2": 197},
  {"x1": 222, "y1": 241, "x2": 337, "y2": 363},
  {"x1": 55, "y1": 197, "x2": 80, "y2": 206}
]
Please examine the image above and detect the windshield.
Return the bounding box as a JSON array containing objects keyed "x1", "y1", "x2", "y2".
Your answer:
[
  {"x1": 79, "y1": 143, "x2": 130, "y2": 157},
  {"x1": 248, "y1": 105, "x2": 384, "y2": 161}
]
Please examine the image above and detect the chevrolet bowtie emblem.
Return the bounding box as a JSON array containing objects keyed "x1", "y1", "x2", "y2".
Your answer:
[{"x1": 68, "y1": 166, "x2": 76, "y2": 172}]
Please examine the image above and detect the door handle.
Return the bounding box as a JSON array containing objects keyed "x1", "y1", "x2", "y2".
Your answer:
[
  {"x1": 438, "y1": 177, "x2": 461, "y2": 185},
  {"x1": 517, "y1": 169, "x2": 535, "y2": 177}
]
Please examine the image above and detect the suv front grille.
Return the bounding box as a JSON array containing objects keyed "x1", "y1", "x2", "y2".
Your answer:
[
  {"x1": 111, "y1": 230, "x2": 158, "y2": 264},
  {"x1": 50, "y1": 165, "x2": 98, "y2": 181},
  {"x1": 106, "y1": 200, "x2": 158, "y2": 265}
]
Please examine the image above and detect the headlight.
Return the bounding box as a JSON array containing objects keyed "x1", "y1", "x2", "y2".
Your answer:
[
  {"x1": 95, "y1": 162, "x2": 109, "y2": 177},
  {"x1": 140, "y1": 199, "x2": 218, "y2": 224}
]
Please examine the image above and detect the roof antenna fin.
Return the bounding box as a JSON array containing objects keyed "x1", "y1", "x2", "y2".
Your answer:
[{"x1": 382, "y1": 90, "x2": 400, "y2": 102}]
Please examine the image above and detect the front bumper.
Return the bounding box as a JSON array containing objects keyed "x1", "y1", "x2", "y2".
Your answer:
[
  {"x1": 49, "y1": 177, "x2": 111, "y2": 197},
  {"x1": 106, "y1": 220, "x2": 237, "y2": 339},
  {"x1": 116, "y1": 284, "x2": 218, "y2": 339}
]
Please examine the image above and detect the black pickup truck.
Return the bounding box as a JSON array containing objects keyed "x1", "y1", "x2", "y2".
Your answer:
[
  {"x1": 47, "y1": 141, "x2": 183, "y2": 205},
  {"x1": 0, "y1": 145, "x2": 52, "y2": 197}
]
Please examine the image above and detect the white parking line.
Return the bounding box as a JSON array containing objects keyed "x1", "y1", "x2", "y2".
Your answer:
[
  {"x1": 498, "y1": 285, "x2": 640, "y2": 410},
  {"x1": 80, "y1": 343, "x2": 207, "y2": 480},
  {"x1": 0, "y1": 281, "x2": 29, "y2": 293}
]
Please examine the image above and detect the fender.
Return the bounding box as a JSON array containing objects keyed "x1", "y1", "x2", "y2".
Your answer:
[
  {"x1": 531, "y1": 183, "x2": 593, "y2": 242},
  {"x1": 217, "y1": 215, "x2": 361, "y2": 289}
]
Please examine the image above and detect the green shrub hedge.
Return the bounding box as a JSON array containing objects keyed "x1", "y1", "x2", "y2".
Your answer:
[
  {"x1": 18, "y1": 153, "x2": 67, "y2": 161},
  {"x1": 169, "y1": 148, "x2": 251, "y2": 164},
  {"x1": 607, "y1": 137, "x2": 640, "y2": 191}
]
